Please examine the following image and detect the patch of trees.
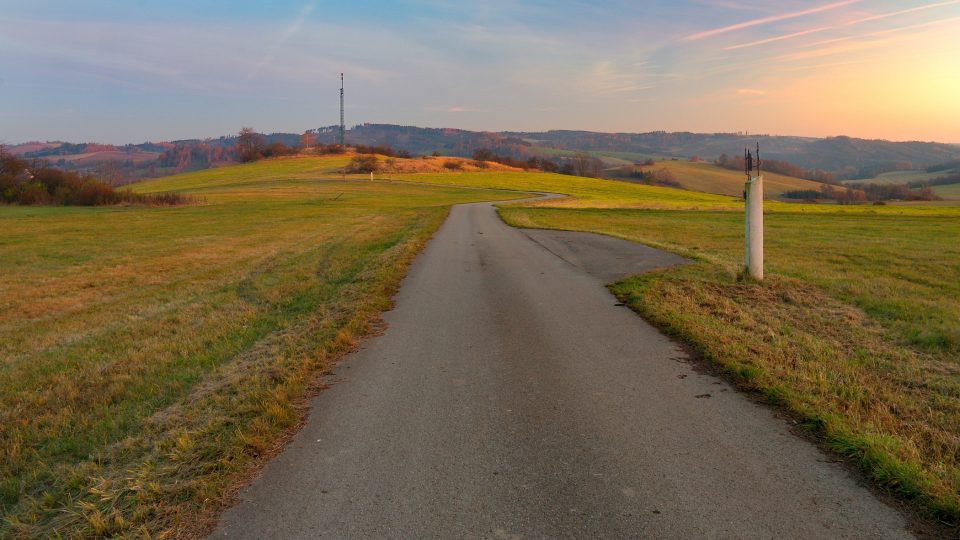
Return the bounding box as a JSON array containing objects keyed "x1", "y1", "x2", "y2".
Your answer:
[
  {"x1": 159, "y1": 142, "x2": 233, "y2": 171},
  {"x1": 344, "y1": 155, "x2": 379, "y2": 174},
  {"x1": 715, "y1": 153, "x2": 835, "y2": 183},
  {"x1": 783, "y1": 183, "x2": 940, "y2": 204},
  {"x1": 925, "y1": 160, "x2": 960, "y2": 173},
  {"x1": 353, "y1": 145, "x2": 412, "y2": 158},
  {"x1": 236, "y1": 127, "x2": 300, "y2": 163},
  {"x1": 907, "y1": 172, "x2": 960, "y2": 188},
  {"x1": 0, "y1": 150, "x2": 192, "y2": 206},
  {"x1": 620, "y1": 166, "x2": 682, "y2": 188},
  {"x1": 471, "y1": 148, "x2": 588, "y2": 176}
]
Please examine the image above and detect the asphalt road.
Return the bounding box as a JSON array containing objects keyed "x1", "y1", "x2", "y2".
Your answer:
[{"x1": 215, "y1": 199, "x2": 911, "y2": 539}]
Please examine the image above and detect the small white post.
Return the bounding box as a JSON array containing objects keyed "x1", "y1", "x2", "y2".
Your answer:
[
  {"x1": 745, "y1": 174, "x2": 764, "y2": 280},
  {"x1": 370, "y1": 171, "x2": 374, "y2": 181}
]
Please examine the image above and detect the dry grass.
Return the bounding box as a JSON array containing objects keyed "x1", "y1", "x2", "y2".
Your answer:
[
  {"x1": 0, "y1": 160, "x2": 523, "y2": 538},
  {"x1": 378, "y1": 155, "x2": 521, "y2": 174}
]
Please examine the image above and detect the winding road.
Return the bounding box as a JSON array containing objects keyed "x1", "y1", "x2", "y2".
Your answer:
[{"x1": 215, "y1": 198, "x2": 912, "y2": 538}]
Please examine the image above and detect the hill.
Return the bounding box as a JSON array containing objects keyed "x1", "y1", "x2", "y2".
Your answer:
[
  {"x1": 335, "y1": 124, "x2": 960, "y2": 177},
  {"x1": 12, "y1": 125, "x2": 960, "y2": 184},
  {"x1": 618, "y1": 160, "x2": 827, "y2": 199}
]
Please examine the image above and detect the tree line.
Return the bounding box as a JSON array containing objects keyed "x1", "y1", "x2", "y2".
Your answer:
[
  {"x1": 783, "y1": 182, "x2": 940, "y2": 204},
  {"x1": 0, "y1": 149, "x2": 193, "y2": 206}
]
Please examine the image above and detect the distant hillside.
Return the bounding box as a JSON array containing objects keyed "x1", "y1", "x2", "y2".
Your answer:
[
  {"x1": 329, "y1": 124, "x2": 960, "y2": 179},
  {"x1": 11, "y1": 125, "x2": 960, "y2": 183},
  {"x1": 642, "y1": 160, "x2": 828, "y2": 199}
]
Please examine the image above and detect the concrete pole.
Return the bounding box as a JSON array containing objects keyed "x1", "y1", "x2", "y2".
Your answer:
[{"x1": 745, "y1": 175, "x2": 764, "y2": 280}]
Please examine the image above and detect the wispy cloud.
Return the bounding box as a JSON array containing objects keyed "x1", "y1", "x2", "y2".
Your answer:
[
  {"x1": 845, "y1": 0, "x2": 960, "y2": 26},
  {"x1": 578, "y1": 60, "x2": 655, "y2": 95},
  {"x1": 736, "y1": 88, "x2": 766, "y2": 96},
  {"x1": 683, "y1": 0, "x2": 860, "y2": 40},
  {"x1": 725, "y1": 25, "x2": 835, "y2": 50},
  {"x1": 779, "y1": 14, "x2": 960, "y2": 60},
  {"x1": 724, "y1": 0, "x2": 960, "y2": 50},
  {"x1": 247, "y1": 2, "x2": 316, "y2": 79}
]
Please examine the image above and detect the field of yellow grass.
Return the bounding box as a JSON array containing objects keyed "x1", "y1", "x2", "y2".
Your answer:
[
  {"x1": 650, "y1": 160, "x2": 829, "y2": 198},
  {"x1": 3, "y1": 153, "x2": 958, "y2": 536},
  {"x1": 0, "y1": 158, "x2": 523, "y2": 537}
]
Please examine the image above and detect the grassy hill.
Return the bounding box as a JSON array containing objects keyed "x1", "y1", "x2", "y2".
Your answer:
[
  {"x1": 933, "y1": 182, "x2": 960, "y2": 200},
  {"x1": 649, "y1": 160, "x2": 827, "y2": 199}
]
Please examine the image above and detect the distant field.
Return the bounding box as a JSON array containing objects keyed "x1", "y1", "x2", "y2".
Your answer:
[
  {"x1": 650, "y1": 160, "x2": 827, "y2": 199},
  {"x1": 0, "y1": 157, "x2": 522, "y2": 537},
  {"x1": 53, "y1": 150, "x2": 161, "y2": 164},
  {"x1": 933, "y1": 182, "x2": 960, "y2": 200},
  {"x1": 846, "y1": 169, "x2": 956, "y2": 186},
  {"x1": 4, "y1": 153, "x2": 960, "y2": 534}
]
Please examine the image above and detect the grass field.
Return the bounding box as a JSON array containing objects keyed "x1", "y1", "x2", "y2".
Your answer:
[
  {"x1": 845, "y1": 169, "x2": 957, "y2": 186},
  {"x1": 649, "y1": 160, "x2": 828, "y2": 199},
  {"x1": 3, "y1": 153, "x2": 959, "y2": 535},
  {"x1": 933, "y1": 182, "x2": 960, "y2": 200},
  {"x1": 0, "y1": 158, "x2": 522, "y2": 537}
]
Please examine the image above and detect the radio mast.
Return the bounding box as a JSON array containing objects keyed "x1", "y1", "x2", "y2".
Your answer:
[{"x1": 339, "y1": 73, "x2": 345, "y2": 146}]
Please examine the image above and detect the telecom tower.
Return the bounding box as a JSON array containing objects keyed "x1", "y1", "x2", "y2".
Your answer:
[{"x1": 339, "y1": 73, "x2": 345, "y2": 146}]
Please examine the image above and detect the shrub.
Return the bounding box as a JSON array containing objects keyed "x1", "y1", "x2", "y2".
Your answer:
[
  {"x1": 344, "y1": 155, "x2": 379, "y2": 174},
  {"x1": 0, "y1": 149, "x2": 194, "y2": 206},
  {"x1": 442, "y1": 160, "x2": 463, "y2": 171}
]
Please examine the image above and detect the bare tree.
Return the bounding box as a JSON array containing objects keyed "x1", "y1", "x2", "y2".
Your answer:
[
  {"x1": 301, "y1": 131, "x2": 317, "y2": 149},
  {"x1": 237, "y1": 127, "x2": 266, "y2": 163}
]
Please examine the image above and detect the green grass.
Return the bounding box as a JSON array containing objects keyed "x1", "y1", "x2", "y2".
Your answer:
[
  {"x1": 933, "y1": 182, "x2": 960, "y2": 200},
  {"x1": 650, "y1": 160, "x2": 828, "y2": 199},
  {"x1": 0, "y1": 157, "x2": 523, "y2": 537},
  {"x1": 846, "y1": 169, "x2": 957, "y2": 186},
  {"x1": 4, "y1": 153, "x2": 960, "y2": 534}
]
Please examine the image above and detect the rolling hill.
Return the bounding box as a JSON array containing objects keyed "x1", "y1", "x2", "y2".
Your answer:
[{"x1": 620, "y1": 160, "x2": 828, "y2": 199}]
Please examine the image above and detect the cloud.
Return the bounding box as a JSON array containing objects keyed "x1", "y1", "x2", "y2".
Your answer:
[
  {"x1": 725, "y1": 26, "x2": 835, "y2": 50},
  {"x1": 683, "y1": 0, "x2": 860, "y2": 40},
  {"x1": 577, "y1": 60, "x2": 655, "y2": 96},
  {"x1": 736, "y1": 88, "x2": 766, "y2": 96},
  {"x1": 844, "y1": 0, "x2": 960, "y2": 26},
  {"x1": 778, "y1": 15, "x2": 960, "y2": 60},
  {"x1": 724, "y1": 0, "x2": 960, "y2": 50},
  {"x1": 247, "y1": 2, "x2": 317, "y2": 79}
]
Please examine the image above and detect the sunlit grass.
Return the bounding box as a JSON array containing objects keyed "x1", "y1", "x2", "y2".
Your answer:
[{"x1": 0, "y1": 160, "x2": 522, "y2": 537}]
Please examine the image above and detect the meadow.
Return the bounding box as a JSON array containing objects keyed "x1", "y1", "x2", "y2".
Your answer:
[
  {"x1": 3, "y1": 153, "x2": 959, "y2": 536},
  {"x1": 644, "y1": 160, "x2": 827, "y2": 198},
  {"x1": 0, "y1": 160, "x2": 521, "y2": 537}
]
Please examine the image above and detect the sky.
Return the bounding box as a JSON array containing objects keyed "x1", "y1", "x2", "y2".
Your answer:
[{"x1": 1, "y1": 1, "x2": 959, "y2": 144}]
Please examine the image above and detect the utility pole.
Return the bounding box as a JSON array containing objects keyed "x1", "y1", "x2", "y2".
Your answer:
[
  {"x1": 744, "y1": 142, "x2": 764, "y2": 280},
  {"x1": 339, "y1": 73, "x2": 345, "y2": 146}
]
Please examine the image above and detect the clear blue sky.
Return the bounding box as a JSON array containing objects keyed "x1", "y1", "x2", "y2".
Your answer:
[{"x1": 2, "y1": 1, "x2": 958, "y2": 144}]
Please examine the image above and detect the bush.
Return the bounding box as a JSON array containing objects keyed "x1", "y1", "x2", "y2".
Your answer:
[
  {"x1": 345, "y1": 155, "x2": 379, "y2": 174},
  {"x1": 442, "y1": 160, "x2": 463, "y2": 170},
  {"x1": 0, "y1": 149, "x2": 194, "y2": 206}
]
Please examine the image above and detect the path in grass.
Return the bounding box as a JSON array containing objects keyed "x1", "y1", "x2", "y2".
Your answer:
[{"x1": 0, "y1": 163, "x2": 522, "y2": 538}]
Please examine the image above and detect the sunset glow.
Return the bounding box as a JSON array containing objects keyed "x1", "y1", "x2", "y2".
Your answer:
[{"x1": 1, "y1": 1, "x2": 958, "y2": 143}]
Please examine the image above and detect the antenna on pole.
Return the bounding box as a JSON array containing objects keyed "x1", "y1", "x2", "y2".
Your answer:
[{"x1": 339, "y1": 73, "x2": 345, "y2": 146}]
